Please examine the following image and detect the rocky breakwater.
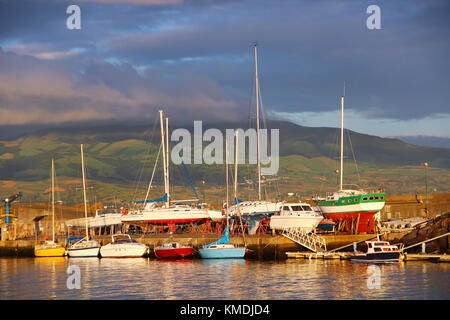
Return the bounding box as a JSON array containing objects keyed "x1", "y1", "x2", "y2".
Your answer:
[{"x1": 392, "y1": 213, "x2": 450, "y2": 253}]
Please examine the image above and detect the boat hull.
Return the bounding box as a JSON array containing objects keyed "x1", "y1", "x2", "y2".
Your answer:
[
  {"x1": 269, "y1": 215, "x2": 323, "y2": 233},
  {"x1": 350, "y1": 251, "x2": 401, "y2": 263},
  {"x1": 321, "y1": 211, "x2": 377, "y2": 233},
  {"x1": 199, "y1": 247, "x2": 246, "y2": 259},
  {"x1": 100, "y1": 244, "x2": 148, "y2": 258},
  {"x1": 154, "y1": 247, "x2": 193, "y2": 259},
  {"x1": 67, "y1": 245, "x2": 100, "y2": 258},
  {"x1": 34, "y1": 246, "x2": 66, "y2": 257},
  {"x1": 316, "y1": 193, "x2": 385, "y2": 233}
]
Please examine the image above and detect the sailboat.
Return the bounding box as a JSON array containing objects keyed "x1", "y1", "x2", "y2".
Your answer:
[
  {"x1": 122, "y1": 110, "x2": 211, "y2": 228},
  {"x1": 199, "y1": 131, "x2": 247, "y2": 259},
  {"x1": 227, "y1": 43, "x2": 283, "y2": 234},
  {"x1": 313, "y1": 89, "x2": 385, "y2": 233},
  {"x1": 34, "y1": 158, "x2": 66, "y2": 257},
  {"x1": 99, "y1": 233, "x2": 149, "y2": 258},
  {"x1": 67, "y1": 144, "x2": 101, "y2": 257}
]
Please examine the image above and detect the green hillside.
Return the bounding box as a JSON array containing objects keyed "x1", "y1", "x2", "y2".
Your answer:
[{"x1": 0, "y1": 120, "x2": 449, "y2": 205}]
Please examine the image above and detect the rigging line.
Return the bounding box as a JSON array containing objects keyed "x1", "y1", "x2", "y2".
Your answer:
[
  {"x1": 346, "y1": 129, "x2": 361, "y2": 185},
  {"x1": 143, "y1": 141, "x2": 162, "y2": 206},
  {"x1": 132, "y1": 116, "x2": 159, "y2": 202}
]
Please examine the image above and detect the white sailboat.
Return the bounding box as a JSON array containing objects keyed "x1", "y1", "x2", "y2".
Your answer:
[
  {"x1": 34, "y1": 158, "x2": 66, "y2": 257},
  {"x1": 67, "y1": 144, "x2": 101, "y2": 258},
  {"x1": 99, "y1": 234, "x2": 149, "y2": 258},
  {"x1": 228, "y1": 43, "x2": 283, "y2": 234},
  {"x1": 121, "y1": 110, "x2": 211, "y2": 227}
]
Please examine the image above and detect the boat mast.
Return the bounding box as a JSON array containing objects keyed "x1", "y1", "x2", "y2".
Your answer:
[
  {"x1": 225, "y1": 138, "x2": 229, "y2": 229},
  {"x1": 159, "y1": 110, "x2": 169, "y2": 208},
  {"x1": 234, "y1": 130, "x2": 246, "y2": 245},
  {"x1": 339, "y1": 87, "x2": 345, "y2": 191},
  {"x1": 51, "y1": 157, "x2": 55, "y2": 242},
  {"x1": 80, "y1": 144, "x2": 89, "y2": 240},
  {"x1": 254, "y1": 43, "x2": 261, "y2": 200},
  {"x1": 234, "y1": 130, "x2": 239, "y2": 209},
  {"x1": 166, "y1": 116, "x2": 170, "y2": 206}
]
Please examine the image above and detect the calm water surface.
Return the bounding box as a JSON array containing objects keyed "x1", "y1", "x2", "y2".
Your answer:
[{"x1": 0, "y1": 257, "x2": 449, "y2": 299}]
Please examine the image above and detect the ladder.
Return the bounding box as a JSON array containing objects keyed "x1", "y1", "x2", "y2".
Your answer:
[{"x1": 282, "y1": 227, "x2": 327, "y2": 252}]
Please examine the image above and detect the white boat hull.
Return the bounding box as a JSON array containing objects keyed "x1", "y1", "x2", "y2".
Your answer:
[
  {"x1": 121, "y1": 206, "x2": 210, "y2": 224},
  {"x1": 67, "y1": 240, "x2": 100, "y2": 257},
  {"x1": 270, "y1": 215, "x2": 323, "y2": 233},
  {"x1": 100, "y1": 243, "x2": 149, "y2": 258},
  {"x1": 67, "y1": 246, "x2": 100, "y2": 258}
]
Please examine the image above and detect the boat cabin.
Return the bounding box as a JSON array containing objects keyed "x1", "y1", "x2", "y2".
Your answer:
[
  {"x1": 364, "y1": 241, "x2": 400, "y2": 254},
  {"x1": 111, "y1": 234, "x2": 135, "y2": 244},
  {"x1": 279, "y1": 203, "x2": 320, "y2": 216}
]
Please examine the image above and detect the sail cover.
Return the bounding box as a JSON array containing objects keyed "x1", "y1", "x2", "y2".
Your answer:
[
  {"x1": 202, "y1": 227, "x2": 230, "y2": 248},
  {"x1": 136, "y1": 193, "x2": 167, "y2": 204}
]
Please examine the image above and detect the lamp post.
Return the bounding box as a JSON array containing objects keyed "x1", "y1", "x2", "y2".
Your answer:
[{"x1": 422, "y1": 162, "x2": 428, "y2": 217}]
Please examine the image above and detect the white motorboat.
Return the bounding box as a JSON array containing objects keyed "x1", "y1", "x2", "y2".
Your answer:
[
  {"x1": 100, "y1": 234, "x2": 149, "y2": 258},
  {"x1": 270, "y1": 202, "x2": 324, "y2": 233}
]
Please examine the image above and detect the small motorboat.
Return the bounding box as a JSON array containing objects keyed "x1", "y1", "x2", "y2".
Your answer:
[
  {"x1": 154, "y1": 242, "x2": 193, "y2": 259},
  {"x1": 350, "y1": 239, "x2": 404, "y2": 263}
]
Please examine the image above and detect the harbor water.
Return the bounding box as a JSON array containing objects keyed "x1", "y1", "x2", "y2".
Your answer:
[{"x1": 1, "y1": 257, "x2": 449, "y2": 300}]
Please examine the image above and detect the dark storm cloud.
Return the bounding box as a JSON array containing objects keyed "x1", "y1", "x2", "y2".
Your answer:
[{"x1": 0, "y1": 0, "x2": 449, "y2": 126}]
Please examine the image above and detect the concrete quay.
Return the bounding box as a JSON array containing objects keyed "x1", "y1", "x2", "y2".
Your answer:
[{"x1": 0, "y1": 233, "x2": 383, "y2": 259}]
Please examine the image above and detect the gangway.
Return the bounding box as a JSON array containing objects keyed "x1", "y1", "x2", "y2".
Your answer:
[{"x1": 282, "y1": 227, "x2": 327, "y2": 252}]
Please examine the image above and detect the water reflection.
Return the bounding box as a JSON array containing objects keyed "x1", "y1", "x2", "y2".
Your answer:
[{"x1": 0, "y1": 258, "x2": 448, "y2": 299}]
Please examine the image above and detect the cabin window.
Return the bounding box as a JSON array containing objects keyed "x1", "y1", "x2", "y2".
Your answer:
[
  {"x1": 375, "y1": 196, "x2": 379, "y2": 200},
  {"x1": 283, "y1": 206, "x2": 290, "y2": 211},
  {"x1": 363, "y1": 197, "x2": 368, "y2": 201},
  {"x1": 369, "y1": 196, "x2": 374, "y2": 200},
  {"x1": 301, "y1": 206, "x2": 312, "y2": 211},
  {"x1": 381, "y1": 196, "x2": 384, "y2": 200},
  {"x1": 354, "y1": 198, "x2": 358, "y2": 202},
  {"x1": 368, "y1": 243, "x2": 372, "y2": 248},
  {"x1": 291, "y1": 206, "x2": 304, "y2": 211},
  {"x1": 374, "y1": 248, "x2": 382, "y2": 252},
  {"x1": 348, "y1": 199, "x2": 352, "y2": 203}
]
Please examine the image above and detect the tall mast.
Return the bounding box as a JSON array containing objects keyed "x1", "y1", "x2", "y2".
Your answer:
[
  {"x1": 339, "y1": 92, "x2": 345, "y2": 191},
  {"x1": 159, "y1": 110, "x2": 168, "y2": 208},
  {"x1": 254, "y1": 43, "x2": 261, "y2": 200},
  {"x1": 165, "y1": 116, "x2": 170, "y2": 207},
  {"x1": 51, "y1": 157, "x2": 55, "y2": 242},
  {"x1": 81, "y1": 144, "x2": 89, "y2": 240},
  {"x1": 225, "y1": 138, "x2": 229, "y2": 229},
  {"x1": 234, "y1": 130, "x2": 239, "y2": 207}
]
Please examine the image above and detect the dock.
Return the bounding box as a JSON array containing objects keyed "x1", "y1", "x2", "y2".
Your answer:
[{"x1": 0, "y1": 233, "x2": 389, "y2": 258}]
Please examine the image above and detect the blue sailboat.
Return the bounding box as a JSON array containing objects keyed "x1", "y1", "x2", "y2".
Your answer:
[
  {"x1": 198, "y1": 227, "x2": 247, "y2": 259},
  {"x1": 199, "y1": 131, "x2": 247, "y2": 259}
]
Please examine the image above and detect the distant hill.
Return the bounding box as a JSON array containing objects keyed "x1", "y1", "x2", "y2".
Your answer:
[
  {"x1": 0, "y1": 119, "x2": 449, "y2": 204},
  {"x1": 392, "y1": 135, "x2": 450, "y2": 149}
]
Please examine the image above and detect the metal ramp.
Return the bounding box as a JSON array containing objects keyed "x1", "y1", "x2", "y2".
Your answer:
[{"x1": 282, "y1": 227, "x2": 327, "y2": 252}]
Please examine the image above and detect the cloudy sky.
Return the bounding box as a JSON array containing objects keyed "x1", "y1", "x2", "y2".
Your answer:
[{"x1": 0, "y1": 0, "x2": 449, "y2": 138}]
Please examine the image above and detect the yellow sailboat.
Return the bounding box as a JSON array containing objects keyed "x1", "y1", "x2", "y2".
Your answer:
[{"x1": 34, "y1": 158, "x2": 66, "y2": 257}]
